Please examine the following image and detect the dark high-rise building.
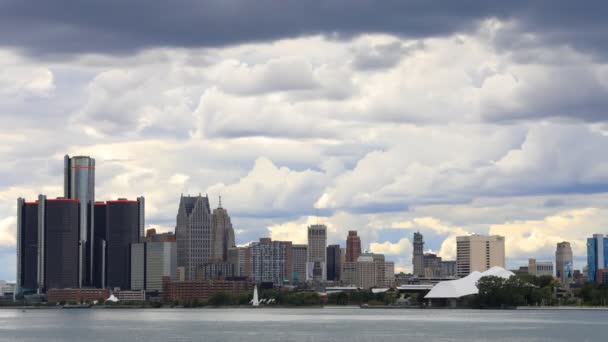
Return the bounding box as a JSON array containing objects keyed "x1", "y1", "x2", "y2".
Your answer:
[
  {"x1": 211, "y1": 198, "x2": 235, "y2": 262},
  {"x1": 17, "y1": 196, "x2": 80, "y2": 293},
  {"x1": 413, "y1": 232, "x2": 424, "y2": 276},
  {"x1": 44, "y1": 197, "x2": 80, "y2": 290},
  {"x1": 64, "y1": 155, "x2": 95, "y2": 286},
  {"x1": 105, "y1": 198, "x2": 145, "y2": 290},
  {"x1": 176, "y1": 195, "x2": 213, "y2": 281},
  {"x1": 93, "y1": 202, "x2": 107, "y2": 288},
  {"x1": 16, "y1": 199, "x2": 39, "y2": 293},
  {"x1": 326, "y1": 244, "x2": 341, "y2": 281},
  {"x1": 346, "y1": 231, "x2": 361, "y2": 263}
]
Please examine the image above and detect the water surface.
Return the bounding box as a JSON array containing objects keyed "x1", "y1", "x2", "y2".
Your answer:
[{"x1": 1, "y1": 307, "x2": 606, "y2": 341}]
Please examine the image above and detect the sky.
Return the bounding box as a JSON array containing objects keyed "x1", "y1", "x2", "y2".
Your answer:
[{"x1": 2, "y1": 1, "x2": 608, "y2": 280}]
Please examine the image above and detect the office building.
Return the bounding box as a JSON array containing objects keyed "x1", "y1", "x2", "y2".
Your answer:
[
  {"x1": 211, "y1": 199, "x2": 236, "y2": 263},
  {"x1": 423, "y1": 253, "x2": 441, "y2": 278},
  {"x1": 92, "y1": 202, "x2": 106, "y2": 288},
  {"x1": 456, "y1": 235, "x2": 505, "y2": 277},
  {"x1": 413, "y1": 232, "x2": 424, "y2": 277},
  {"x1": 146, "y1": 228, "x2": 176, "y2": 242},
  {"x1": 16, "y1": 198, "x2": 39, "y2": 293},
  {"x1": 341, "y1": 253, "x2": 393, "y2": 289},
  {"x1": 528, "y1": 259, "x2": 554, "y2": 277},
  {"x1": 327, "y1": 244, "x2": 341, "y2": 281},
  {"x1": 346, "y1": 231, "x2": 361, "y2": 262},
  {"x1": 196, "y1": 263, "x2": 234, "y2": 281},
  {"x1": 587, "y1": 234, "x2": 608, "y2": 283},
  {"x1": 246, "y1": 238, "x2": 292, "y2": 286},
  {"x1": 307, "y1": 224, "x2": 327, "y2": 282},
  {"x1": 292, "y1": 244, "x2": 308, "y2": 284},
  {"x1": 130, "y1": 241, "x2": 177, "y2": 292},
  {"x1": 105, "y1": 198, "x2": 145, "y2": 290},
  {"x1": 64, "y1": 155, "x2": 96, "y2": 286},
  {"x1": 43, "y1": 196, "x2": 81, "y2": 290},
  {"x1": 228, "y1": 247, "x2": 248, "y2": 277},
  {"x1": 384, "y1": 261, "x2": 395, "y2": 287},
  {"x1": 439, "y1": 260, "x2": 457, "y2": 278},
  {"x1": 556, "y1": 242, "x2": 573, "y2": 285},
  {"x1": 162, "y1": 277, "x2": 252, "y2": 302},
  {"x1": 176, "y1": 195, "x2": 213, "y2": 281},
  {"x1": 357, "y1": 254, "x2": 377, "y2": 289}
]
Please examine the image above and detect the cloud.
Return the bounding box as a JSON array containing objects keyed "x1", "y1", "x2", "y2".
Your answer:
[
  {"x1": 489, "y1": 208, "x2": 606, "y2": 263},
  {"x1": 206, "y1": 157, "x2": 328, "y2": 218},
  {"x1": 0, "y1": 216, "x2": 16, "y2": 246},
  {"x1": 370, "y1": 237, "x2": 412, "y2": 256}
]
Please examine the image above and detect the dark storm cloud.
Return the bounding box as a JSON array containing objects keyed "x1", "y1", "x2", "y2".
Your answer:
[{"x1": 0, "y1": 0, "x2": 535, "y2": 56}]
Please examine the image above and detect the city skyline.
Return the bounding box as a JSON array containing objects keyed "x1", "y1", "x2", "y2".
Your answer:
[{"x1": 3, "y1": 1, "x2": 608, "y2": 282}]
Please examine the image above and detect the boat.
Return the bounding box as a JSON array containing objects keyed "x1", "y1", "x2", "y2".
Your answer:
[{"x1": 252, "y1": 285, "x2": 260, "y2": 307}]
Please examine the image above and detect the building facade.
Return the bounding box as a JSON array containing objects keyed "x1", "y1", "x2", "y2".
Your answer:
[
  {"x1": 587, "y1": 234, "x2": 608, "y2": 283},
  {"x1": 211, "y1": 200, "x2": 236, "y2": 262},
  {"x1": 246, "y1": 238, "x2": 292, "y2": 286},
  {"x1": 43, "y1": 197, "x2": 81, "y2": 290},
  {"x1": 528, "y1": 259, "x2": 554, "y2": 277},
  {"x1": 456, "y1": 235, "x2": 505, "y2": 278},
  {"x1": 227, "y1": 247, "x2": 248, "y2": 277},
  {"x1": 307, "y1": 224, "x2": 327, "y2": 282},
  {"x1": 346, "y1": 231, "x2": 361, "y2": 262},
  {"x1": 64, "y1": 155, "x2": 96, "y2": 286},
  {"x1": 291, "y1": 244, "x2": 308, "y2": 284},
  {"x1": 162, "y1": 277, "x2": 252, "y2": 302},
  {"x1": 413, "y1": 232, "x2": 424, "y2": 277},
  {"x1": 130, "y1": 241, "x2": 177, "y2": 292},
  {"x1": 176, "y1": 195, "x2": 213, "y2": 281},
  {"x1": 18, "y1": 196, "x2": 83, "y2": 295},
  {"x1": 556, "y1": 241, "x2": 573, "y2": 285},
  {"x1": 16, "y1": 199, "x2": 39, "y2": 294},
  {"x1": 326, "y1": 244, "x2": 341, "y2": 281},
  {"x1": 105, "y1": 198, "x2": 145, "y2": 290}
]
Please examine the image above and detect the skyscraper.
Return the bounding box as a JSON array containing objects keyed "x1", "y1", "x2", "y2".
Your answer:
[
  {"x1": 326, "y1": 244, "x2": 341, "y2": 281},
  {"x1": 130, "y1": 240, "x2": 176, "y2": 291},
  {"x1": 456, "y1": 235, "x2": 505, "y2": 277},
  {"x1": 105, "y1": 198, "x2": 145, "y2": 290},
  {"x1": 93, "y1": 202, "x2": 106, "y2": 288},
  {"x1": 16, "y1": 198, "x2": 39, "y2": 294},
  {"x1": 413, "y1": 232, "x2": 424, "y2": 277},
  {"x1": 291, "y1": 244, "x2": 308, "y2": 284},
  {"x1": 346, "y1": 231, "x2": 361, "y2": 262},
  {"x1": 307, "y1": 224, "x2": 327, "y2": 282},
  {"x1": 176, "y1": 195, "x2": 213, "y2": 281},
  {"x1": 43, "y1": 197, "x2": 80, "y2": 290},
  {"x1": 556, "y1": 241, "x2": 573, "y2": 285},
  {"x1": 17, "y1": 196, "x2": 81, "y2": 293},
  {"x1": 587, "y1": 234, "x2": 608, "y2": 283},
  {"x1": 64, "y1": 155, "x2": 95, "y2": 286},
  {"x1": 211, "y1": 198, "x2": 235, "y2": 262},
  {"x1": 246, "y1": 238, "x2": 292, "y2": 286}
]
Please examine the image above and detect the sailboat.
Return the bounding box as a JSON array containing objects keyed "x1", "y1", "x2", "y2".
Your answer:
[{"x1": 252, "y1": 285, "x2": 260, "y2": 307}]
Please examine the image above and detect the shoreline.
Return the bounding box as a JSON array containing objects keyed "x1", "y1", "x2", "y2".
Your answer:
[{"x1": 4, "y1": 305, "x2": 608, "y2": 311}]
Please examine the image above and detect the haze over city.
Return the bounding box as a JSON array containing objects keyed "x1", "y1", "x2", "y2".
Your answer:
[{"x1": 3, "y1": 0, "x2": 608, "y2": 283}]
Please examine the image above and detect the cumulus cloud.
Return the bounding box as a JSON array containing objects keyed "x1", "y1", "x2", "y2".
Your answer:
[
  {"x1": 489, "y1": 208, "x2": 607, "y2": 262},
  {"x1": 0, "y1": 216, "x2": 16, "y2": 246},
  {"x1": 3, "y1": 4, "x2": 608, "y2": 280}
]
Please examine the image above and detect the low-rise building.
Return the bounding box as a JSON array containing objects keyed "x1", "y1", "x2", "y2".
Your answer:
[
  {"x1": 115, "y1": 290, "x2": 146, "y2": 302},
  {"x1": 47, "y1": 288, "x2": 109, "y2": 304},
  {"x1": 528, "y1": 259, "x2": 554, "y2": 277},
  {"x1": 162, "y1": 277, "x2": 252, "y2": 301}
]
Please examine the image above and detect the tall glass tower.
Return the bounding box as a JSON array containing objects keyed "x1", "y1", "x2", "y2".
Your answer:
[{"x1": 64, "y1": 155, "x2": 95, "y2": 286}]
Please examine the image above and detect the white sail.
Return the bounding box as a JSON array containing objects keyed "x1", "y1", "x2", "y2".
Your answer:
[{"x1": 252, "y1": 285, "x2": 259, "y2": 307}]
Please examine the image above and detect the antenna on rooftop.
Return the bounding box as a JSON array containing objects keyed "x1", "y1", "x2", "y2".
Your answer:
[{"x1": 219, "y1": 195, "x2": 222, "y2": 208}]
